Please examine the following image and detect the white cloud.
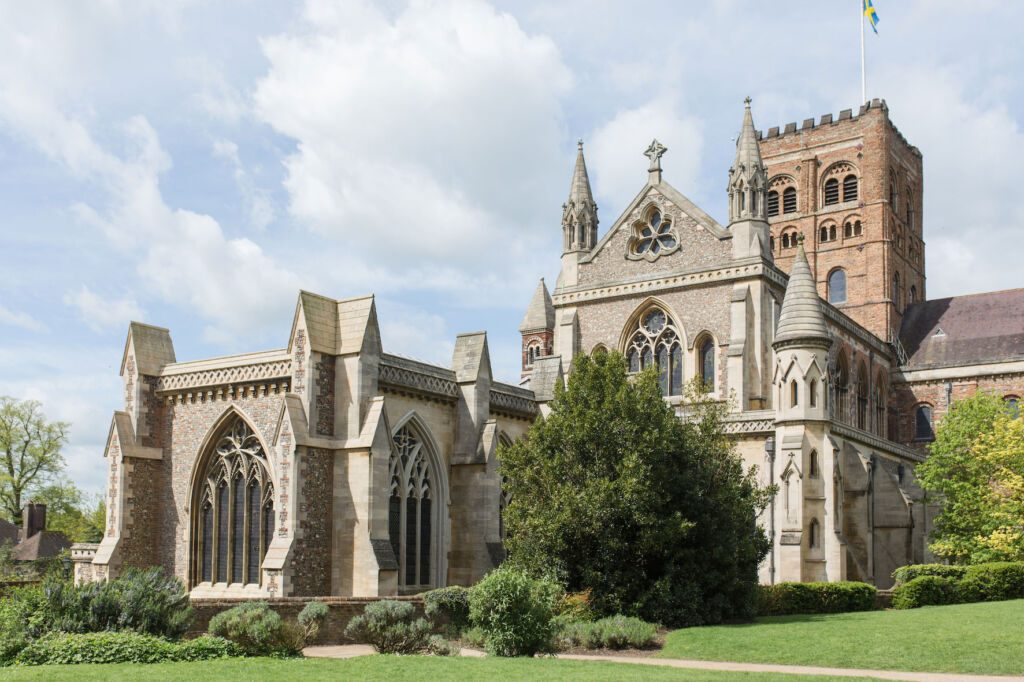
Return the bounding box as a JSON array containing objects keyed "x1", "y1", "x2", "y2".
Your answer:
[
  {"x1": 377, "y1": 302, "x2": 454, "y2": 367},
  {"x1": 254, "y1": 0, "x2": 571, "y2": 284},
  {"x1": 587, "y1": 100, "x2": 705, "y2": 217},
  {"x1": 213, "y1": 137, "x2": 276, "y2": 230},
  {"x1": 64, "y1": 286, "x2": 145, "y2": 332},
  {"x1": 0, "y1": 303, "x2": 45, "y2": 332}
]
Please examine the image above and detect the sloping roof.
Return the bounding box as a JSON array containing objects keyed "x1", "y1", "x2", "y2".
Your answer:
[
  {"x1": 899, "y1": 288, "x2": 1024, "y2": 368},
  {"x1": 13, "y1": 530, "x2": 72, "y2": 561},
  {"x1": 774, "y1": 242, "x2": 829, "y2": 344},
  {"x1": 0, "y1": 518, "x2": 19, "y2": 544},
  {"x1": 519, "y1": 279, "x2": 555, "y2": 332}
]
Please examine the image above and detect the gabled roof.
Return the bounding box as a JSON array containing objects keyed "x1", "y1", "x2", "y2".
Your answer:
[
  {"x1": 774, "y1": 242, "x2": 829, "y2": 345},
  {"x1": 13, "y1": 530, "x2": 72, "y2": 561},
  {"x1": 899, "y1": 288, "x2": 1024, "y2": 368},
  {"x1": 519, "y1": 279, "x2": 555, "y2": 332},
  {"x1": 0, "y1": 517, "x2": 19, "y2": 544},
  {"x1": 582, "y1": 179, "x2": 730, "y2": 265}
]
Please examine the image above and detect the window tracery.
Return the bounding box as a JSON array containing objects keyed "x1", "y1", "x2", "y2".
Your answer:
[
  {"x1": 625, "y1": 308, "x2": 684, "y2": 397},
  {"x1": 627, "y1": 206, "x2": 679, "y2": 261},
  {"x1": 389, "y1": 424, "x2": 437, "y2": 589},
  {"x1": 194, "y1": 418, "x2": 274, "y2": 587}
]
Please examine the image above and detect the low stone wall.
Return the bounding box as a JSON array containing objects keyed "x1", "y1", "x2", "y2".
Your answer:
[
  {"x1": 876, "y1": 589, "x2": 893, "y2": 609},
  {"x1": 188, "y1": 596, "x2": 426, "y2": 644}
]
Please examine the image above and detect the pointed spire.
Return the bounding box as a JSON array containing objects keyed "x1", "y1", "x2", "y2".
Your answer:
[
  {"x1": 732, "y1": 97, "x2": 765, "y2": 173},
  {"x1": 568, "y1": 139, "x2": 595, "y2": 206},
  {"x1": 519, "y1": 277, "x2": 555, "y2": 333},
  {"x1": 728, "y1": 97, "x2": 768, "y2": 224},
  {"x1": 563, "y1": 140, "x2": 598, "y2": 253},
  {"x1": 774, "y1": 236, "x2": 830, "y2": 345}
]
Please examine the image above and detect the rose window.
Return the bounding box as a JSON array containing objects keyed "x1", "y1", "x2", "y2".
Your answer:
[{"x1": 628, "y1": 208, "x2": 680, "y2": 261}]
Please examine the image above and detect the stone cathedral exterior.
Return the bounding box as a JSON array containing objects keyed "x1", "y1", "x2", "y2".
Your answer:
[{"x1": 75, "y1": 99, "x2": 1024, "y2": 594}]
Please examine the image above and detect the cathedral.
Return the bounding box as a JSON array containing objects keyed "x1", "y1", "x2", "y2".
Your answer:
[{"x1": 73, "y1": 99, "x2": 1024, "y2": 594}]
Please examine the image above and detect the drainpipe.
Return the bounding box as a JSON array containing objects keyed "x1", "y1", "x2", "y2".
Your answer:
[
  {"x1": 869, "y1": 453, "x2": 877, "y2": 583},
  {"x1": 765, "y1": 436, "x2": 776, "y2": 585}
]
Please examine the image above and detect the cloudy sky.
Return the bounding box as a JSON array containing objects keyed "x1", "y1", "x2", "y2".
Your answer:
[{"x1": 1, "y1": 0, "x2": 1022, "y2": 496}]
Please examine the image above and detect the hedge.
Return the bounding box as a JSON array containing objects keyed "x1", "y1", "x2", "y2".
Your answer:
[
  {"x1": 890, "y1": 562, "x2": 1024, "y2": 609},
  {"x1": 891, "y1": 563, "x2": 968, "y2": 586},
  {"x1": 756, "y1": 581, "x2": 877, "y2": 616},
  {"x1": 6, "y1": 631, "x2": 239, "y2": 666}
]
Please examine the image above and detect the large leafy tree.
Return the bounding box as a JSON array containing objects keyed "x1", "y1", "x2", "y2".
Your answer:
[
  {"x1": 33, "y1": 478, "x2": 105, "y2": 542},
  {"x1": 917, "y1": 391, "x2": 1024, "y2": 563},
  {"x1": 0, "y1": 397, "x2": 69, "y2": 525},
  {"x1": 499, "y1": 351, "x2": 771, "y2": 627}
]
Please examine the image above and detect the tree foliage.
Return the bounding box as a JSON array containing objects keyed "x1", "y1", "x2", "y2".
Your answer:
[
  {"x1": 917, "y1": 391, "x2": 1024, "y2": 563},
  {"x1": 31, "y1": 478, "x2": 104, "y2": 543},
  {"x1": 498, "y1": 351, "x2": 771, "y2": 627},
  {"x1": 0, "y1": 397, "x2": 68, "y2": 524}
]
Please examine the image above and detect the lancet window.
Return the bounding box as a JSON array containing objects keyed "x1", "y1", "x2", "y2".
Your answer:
[
  {"x1": 194, "y1": 418, "x2": 274, "y2": 587},
  {"x1": 389, "y1": 425, "x2": 437, "y2": 590},
  {"x1": 625, "y1": 308, "x2": 684, "y2": 397}
]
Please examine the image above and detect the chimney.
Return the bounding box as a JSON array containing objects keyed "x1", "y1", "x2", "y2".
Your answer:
[{"x1": 22, "y1": 501, "x2": 46, "y2": 539}]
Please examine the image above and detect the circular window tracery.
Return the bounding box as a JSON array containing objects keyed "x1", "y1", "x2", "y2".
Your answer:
[
  {"x1": 625, "y1": 308, "x2": 684, "y2": 396},
  {"x1": 627, "y1": 206, "x2": 680, "y2": 261}
]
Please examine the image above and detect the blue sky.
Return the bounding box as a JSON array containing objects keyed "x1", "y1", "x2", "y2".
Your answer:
[{"x1": 2, "y1": 0, "x2": 1022, "y2": 496}]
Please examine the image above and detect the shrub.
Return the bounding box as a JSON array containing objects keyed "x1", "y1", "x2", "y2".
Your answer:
[
  {"x1": 553, "y1": 589, "x2": 598, "y2": 622},
  {"x1": 461, "y1": 625, "x2": 487, "y2": 648},
  {"x1": 344, "y1": 600, "x2": 431, "y2": 654},
  {"x1": 891, "y1": 563, "x2": 968, "y2": 586},
  {"x1": 0, "y1": 584, "x2": 48, "y2": 640},
  {"x1": 891, "y1": 575, "x2": 956, "y2": 609},
  {"x1": 11, "y1": 631, "x2": 238, "y2": 666},
  {"x1": 423, "y1": 585, "x2": 471, "y2": 635},
  {"x1": 208, "y1": 601, "x2": 302, "y2": 656},
  {"x1": 469, "y1": 566, "x2": 560, "y2": 657},
  {"x1": 756, "y1": 581, "x2": 877, "y2": 616},
  {"x1": 36, "y1": 567, "x2": 193, "y2": 640},
  {"x1": 0, "y1": 635, "x2": 27, "y2": 665},
  {"x1": 427, "y1": 634, "x2": 460, "y2": 656},
  {"x1": 297, "y1": 601, "x2": 329, "y2": 644},
  {"x1": 957, "y1": 562, "x2": 1024, "y2": 602},
  {"x1": 558, "y1": 615, "x2": 658, "y2": 650}
]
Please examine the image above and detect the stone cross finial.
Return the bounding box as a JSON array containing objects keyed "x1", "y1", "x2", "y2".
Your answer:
[
  {"x1": 744, "y1": 96, "x2": 752, "y2": 106},
  {"x1": 644, "y1": 139, "x2": 667, "y2": 172},
  {"x1": 797, "y1": 233, "x2": 805, "y2": 246},
  {"x1": 577, "y1": 138, "x2": 583, "y2": 150}
]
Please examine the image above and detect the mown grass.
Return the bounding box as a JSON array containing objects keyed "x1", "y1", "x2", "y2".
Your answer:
[
  {"x1": 661, "y1": 598, "x2": 1024, "y2": 675},
  {"x1": 1, "y1": 655, "x2": 879, "y2": 681}
]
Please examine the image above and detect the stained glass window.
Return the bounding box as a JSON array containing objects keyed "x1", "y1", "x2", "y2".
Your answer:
[
  {"x1": 625, "y1": 309, "x2": 684, "y2": 397},
  {"x1": 389, "y1": 425, "x2": 437, "y2": 589}
]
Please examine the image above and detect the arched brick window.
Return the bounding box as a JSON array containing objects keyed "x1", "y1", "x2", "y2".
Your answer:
[
  {"x1": 914, "y1": 404, "x2": 933, "y2": 440},
  {"x1": 783, "y1": 187, "x2": 797, "y2": 214},
  {"x1": 843, "y1": 174, "x2": 858, "y2": 202},
  {"x1": 893, "y1": 272, "x2": 901, "y2": 310},
  {"x1": 1004, "y1": 396, "x2": 1020, "y2": 419},
  {"x1": 909, "y1": 285, "x2": 917, "y2": 304},
  {"x1": 824, "y1": 178, "x2": 840, "y2": 205},
  {"x1": 828, "y1": 269, "x2": 847, "y2": 304},
  {"x1": 767, "y1": 190, "x2": 779, "y2": 217}
]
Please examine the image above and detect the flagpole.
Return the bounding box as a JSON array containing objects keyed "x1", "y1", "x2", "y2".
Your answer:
[{"x1": 860, "y1": 1, "x2": 867, "y2": 103}]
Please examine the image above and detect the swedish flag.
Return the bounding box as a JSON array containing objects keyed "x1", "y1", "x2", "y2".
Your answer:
[{"x1": 864, "y1": 0, "x2": 880, "y2": 33}]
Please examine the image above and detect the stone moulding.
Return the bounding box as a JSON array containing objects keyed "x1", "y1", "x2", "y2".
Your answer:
[
  {"x1": 155, "y1": 357, "x2": 293, "y2": 393},
  {"x1": 378, "y1": 355, "x2": 459, "y2": 400},
  {"x1": 831, "y1": 421, "x2": 925, "y2": 463},
  {"x1": 488, "y1": 387, "x2": 538, "y2": 418},
  {"x1": 721, "y1": 410, "x2": 776, "y2": 435}
]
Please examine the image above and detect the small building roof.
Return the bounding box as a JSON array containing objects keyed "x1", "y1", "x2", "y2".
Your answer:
[
  {"x1": 774, "y1": 241, "x2": 829, "y2": 345},
  {"x1": 0, "y1": 517, "x2": 19, "y2": 545},
  {"x1": 13, "y1": 530, "x2": 72, "y2": 562},
  {"x1": 899, "y1": 288, "x2": 1024, "y2": 368},
  {"x1": 519, "y1": 279, "x2": 555, "y2": 333}
]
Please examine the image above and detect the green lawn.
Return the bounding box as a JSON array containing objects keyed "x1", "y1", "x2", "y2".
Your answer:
[
  {"x1": 661, "y1": 598, "x2": 1024, "y2": 675},
  {"x1": 0, "y1": 656, "x2": 879, "y2": 681}
]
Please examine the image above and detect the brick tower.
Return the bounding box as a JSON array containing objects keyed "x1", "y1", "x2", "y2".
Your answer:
[{"x1": 757, "y1": 99, "x2": 924, "y2": 344}]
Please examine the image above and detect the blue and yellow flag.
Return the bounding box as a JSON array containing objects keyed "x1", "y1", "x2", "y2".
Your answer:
[{"x1": 864, "y1": 0, "x2": 880, "y2": 33}]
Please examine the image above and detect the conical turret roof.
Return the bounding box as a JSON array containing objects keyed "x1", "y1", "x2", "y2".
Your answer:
[
  {"x1": 519, "y1": 278, "x2": 555, "y2": 333},
  {"x1": 774, "y1": 239, "x2": 830, "y2": 345},
  {"x1": 568, "y1": 140, "x2": 595, "y2": 207},
  {"x1": 732, "y1": 98, "x2": 765, "y2": 175}
]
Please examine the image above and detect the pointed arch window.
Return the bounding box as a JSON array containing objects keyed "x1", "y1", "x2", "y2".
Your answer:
[
  {"x1": 893, "y1": 272, "x2": 901, "y2": 310},
  {"x1": 809, "y1": 450, "x2": 819, "y2": 478},
  {"x1": 192, "y1": 418, "x2": 274, "y2": 588},
  {"x1": 625, "y1": 309, "x2": 685, "y2": 397},
  {"x1": 856, "y1": 363, "x2": 869, "y2": 430},
  {"x1": 874, "y1": 374, "x2": 888, "y2": 438},
  {"x1": 790, "y1": 380, "x2": 799, "y2": 407},
  {"x1": 782, "y1": 187, "x2": 797, "y2": 214},
  {"x1": 389, "y1": 425, "x2": 439, "y2": 590},
  {"x1": 915, "y1": 405, "x2": 933, "y2": 440},
  {"x1": 699, "y1": 337, "x2": 715, "y2": 393},
  {"x1": 833, "y1": 352, "x2": 850, "y2": 424},
  {"x1": 809, "y1": 518, "x2": 820, "y2": 548},
  {"x1": 809, "y1": 379, "x2": 818, "y2": 407}
]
